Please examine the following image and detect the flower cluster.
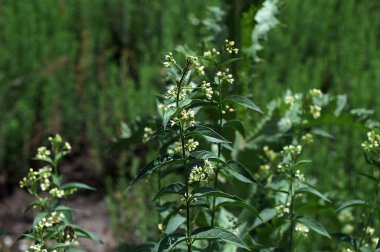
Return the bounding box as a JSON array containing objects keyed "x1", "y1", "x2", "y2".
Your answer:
[
  {"x1": 185, "y1": 139, "x2": 199, "y2": 152},
  {"x1": 281, "y1": 145, "x2": 302, "y2": 157},
  {"x1": 35, "y1": 212, "x2": 65, "y2": 232},
  {"x1": 170, "y1": 109, "x2": 196, "y2": 128},
  {"x1": 302, "y1": 133, "x2": 314, "y2": 144},
  {"x1": 36, "y1": 147, "x2": 51, "y2": 159},
  {"x1": 49, "y1": 188, "x2": 65, "y2": 198},
  {"x1": 143, "y1": 127, "x2": 154, "y2": 143},
  {"x1": 309, "y1": 88, "x2": 323, "y2": 98},
  {"x1": 276, "y1": 203, "x2": 290, "y2": 217},
  {"x1": 222, "y1": 104, "x2": 234, "y2": 114},
  {"x1": 200, "y1": 81, "x2": 213, "y2": 100},
  {"x1": 203, "y1": 48, "x2": 220, "y2": 58},
  {"x1": 19, "y1": 166, "x2": 52, "y2": 191},
  {"x1": 310, "y1": 105, "x2": 321, "y2": 119},
  {"x1": 216, "y1": 68, "x2": 234, "y2": 84},
  {"x1": 163, "y1": 52, "x2": 176, "y2": 68},
  {"x1": 263, "y1": 146, "x2": 278, "y2": 162},
  {"x1": 189, "y1": 159, "x2": 214, "y2": 183},
  {"x1": 165, "y1": 85, "x2": 188, "y2": 101},
  {"x1": 295, "y1": 223, "x2": 310, "y2": 237},
  {"x1": 295, "y1": 169, "x2": 305, "y2": 182},
  {"x1": 26, "y1": 244, "x2": 50, "y2": 252},
  {"x1": 361, "y1": 130, "x2": 380, "y2": 152},
  {"x1": 225, "y1": 40, "x2": 239, "y2": 54}
]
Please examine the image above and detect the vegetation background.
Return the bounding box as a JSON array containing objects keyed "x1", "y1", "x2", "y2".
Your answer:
[{"x1": 1, "y1": 0, "x2": 380, "y2": 251}]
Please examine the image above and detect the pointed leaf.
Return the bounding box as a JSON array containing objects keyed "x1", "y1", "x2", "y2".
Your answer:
[
  {"x1": 311, "y1": 128, "x2": 334, "y2": 139},
  {"x1": 223, "y1": 120, "x2": 246, "y2": 138},
  {"x1": 251, "y1": 208, "x2": 277, "y2": 229},
  {"x1": 165, "y1": 214, "x2": 186, "y2": 234},
  {"x1": 296, "y1": 184, "x2": 331, "y2": 202},
  {"x1": 128, "y1": 154, "x2": 182, "y2": 189},
  {"x1": 62, "y1": 182, "x2": 95, "y2": 191},
  {"x1": 226, "y1": 160, "x2": 258, "y2": 184},
  {"x1": 189, "y1": 126, "x2": 231, "y2": 144},
  {"x1": 224, "y1": 95, "x2": 263, "y2": 114},
  {"x1": 163, "y1": 107, "x2": 177, "y2": 129},
  {"x1": 154, "y1": 183, "x2": 186, "y2": 200},
  {"x1": 152, "y1": 233, "x2": 186, "y2": 252},
  {"x1": 191, "y1": 187, "x2": 242, "y2": 202},
  {"x1": 73, "y1": 226, "x2": 102, "y2": 243},
  {"x1": 216, "y1": 199, "x2": 261, "y2": 219},
  {"x1": 191, "y1": 227, "x2": 249, "y2": 250},
  {"x1": 296, "y1": 216, "x2": 331, "y2": 238},
  {"x1": 336, "y1": 199, "x2": 370, "y2": 212}
]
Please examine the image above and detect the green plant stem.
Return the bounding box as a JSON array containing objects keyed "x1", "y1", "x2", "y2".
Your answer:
[
  {"x1": 288, "y1": 162, "x2": 296, "y2": 252},
  {"x1": 176, "y1": 63, "x2": 192, "y2": 252},
  {"x1": 210, "y1": 60, "x2": 223, "y2": 227}
]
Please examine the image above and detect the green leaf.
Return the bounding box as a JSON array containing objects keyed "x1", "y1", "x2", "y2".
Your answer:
[
  {"x1": 163, "y1": 107, "x2": 177, "y2": 129},
  {"x1": 336, "y1": 199, "x2": 370, "y2": 212},
  {"x1": 221, "y1": 57, "x2": 241, "y2": 66},
  {"x1": 311, "y1": 128, "x2": 334, "y2": 139},
  {"x1": 223, "y1": 120, "x2": 246, "y2": 138},
  {"x1": 73, "y1": 226, "x2": 102, "y2": 243},
  {"x1": 165, "y1": 214, "x2": 186, "y2": 234},
  {"x1": 296, "y1": 184, "x2": 331, "y2": 202},
  {"x1": 33, "y1": 212, "x2": 49, "y2": 228},
  {"x1": 191, "y1": 187, "x2": 242, "y2": 202},
  {"x1": 54, "y1": 205, "x2": 72, "y2": 212},
  {"x1": 251, "y1": 208, "x2": 277, "y2": 229},
  {"x1": 62, "y1": 182, "x2": 95, "y2": 191},
  {"x1": 48, "y1": 243, "x2": 72, "y2": 251},
  {"x1": 189, "y1": 125, "x2": 231, "y2": 144},
  {"x1": 224, "y1": 95, "x2": 263, "y2": 114},
  {"x1": 191, "y1": 227, "x2": 249, "y2": 250},
  {"x1": 216, "y1": 199, "x2": 261, "y2": 219},
  {"x1": 335, "y1": 95, "x2": 347, "y2": 116},
  {"x1": 152, "y1": 233, "x2": 186, "y2": 252},
  {"x1": 128, "y1": 154, "x2": 182, "y2": 189},
  {"x1": 154, "y1": 183, "x2": 186, "y2": 200},
  {"x1": 296, "y1": 216, "x2": 331, "y2": 238},
  {"x1": 226, "y1": 160, "x2": 258, "y2": 184}
]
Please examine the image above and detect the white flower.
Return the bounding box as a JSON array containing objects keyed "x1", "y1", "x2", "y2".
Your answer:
[
  {"x1": 225, "y1": 39, "x2": 239, "y2": 54},
  {"x1": 201, "y1": 81, "x2": 213, "y2": 100},
  {"x1": 309, "y1": 88, "x2": 323, "y2": 98},
  {"x1": 295, "y1": 223, "x2": 309, "y2": 236},
  {"x1": 185, "y1": 139, "x2": 199, "y2": 152},
  {"x1": 310, "y1": 105, "x2": 321, "y2": 119},
  {"x1": 163, "y1": 52, "x2": 176, "y2": 68},
  {"x1": 276, "y1": 203, "x2": 290, "y2": 217}
]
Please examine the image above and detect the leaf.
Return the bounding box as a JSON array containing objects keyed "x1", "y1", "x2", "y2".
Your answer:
[
  {"x1": 224, "y1": 95, "x2": 263, "y2": 114},
  {"x1": 226, "y1": 160, "x2": 258, "y2": 184},
  {"x1": 191, "y1": 227, "x2": 249, "y2": 250},
  {"x1": 296, "y1": 184, "x2": 331, "y2": 202},
  {"x1": 128, "y1": 154, "x2": 182, "y2": 189},
  {"x1": 73, "y1": 226, "x2": 102, "y2": 243},
  {"x1": 154, "y1": 183, "x2": 186, "y2": 200},
  {"x1": 62, "y1": 182, "x2": 95, "y2": 191},
  {"x1": 48, "y1": 243, "x2": 72, "y2": 251},
  {"x1": 296, "y1": 216, "x2": 331, "y2": 238},
  {"x1": 221, "y1": 57, "x2": 241, "y2": 66},
  {"x1": 165, "y1": 214, "x2": 186, "y2": 234},
  {"x1": 190, "y1": 125, "x2": 231, "y2": 144},
  {"x1": 335, "y1": 95, "x2": 347, "y2": 116},
  {"x1": 223, "y1": 120, "x2": 246, "y2": 138},
  {"x1": 191, "y1": 187, "x2": 242, "y2": 202},
  {"x1": 311, "y1": 128, "x2": 334, "y2": 139},
  {"x1": 152, "y1": 233, "x2": 186, "y2": 252},
  {"x1": 33, "y1": 212, "x2": 49, "y2": 228},
  {"x1": 216, "y1": 199, "x2": 261, "y2": 219},
  {"x1": 251, "y1": 208, "x2": 277, "y2": 229},
  {"x1": 336, "y1": 199, "x2": 370, "y2": 212},
  {"x1": 163, "y1": 107, "x2": 177, "y2": 129},
  {"x1": 54, "y1": 205, "x2": 72, "y2": 212}
]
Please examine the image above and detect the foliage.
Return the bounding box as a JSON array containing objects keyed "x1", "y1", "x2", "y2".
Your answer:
[{"x1": 19, "y1": 135, "x2": 100, "y2": 251}]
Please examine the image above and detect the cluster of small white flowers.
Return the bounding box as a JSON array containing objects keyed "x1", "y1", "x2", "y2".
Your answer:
[
  {"x1": 309, "y1": 88, "x2": 323, "y2": 98},
  {"x1": 165, "y1": 85, "x2": 187, "y2": 101},
  {"x1": 196, "y1": 65, "x2": 205, "y2": 76},
  {"x1": 49, "y1": 188, "x2": 65, "y2": 198},
  {"x1": 35, "y1": 212, "x2": 65, "y2": 232},
  {"x1": 143, "y1": 127, "x2": 154, "y2": 142},
  {"x1": 295, "y1": 223, "x2": 309, "y2": 236},
  {"x1": 361, "y1": 130, "x2": 380, "y2": 152},
  {"x1": 170, "y1": 109, "x2": 196, "y2": 128},
  {"x1": 158, "y1": 103, "x2": 169, "y2": 112},
  {"x1": 216, "y1": 68, "x2": 234, "y2": 84},
  {"x1": 225, "y1": 40, "x2": 239, "y2": 54},
  {"x1": 295, "y1": 169, "x2": 305, "y2": 182},
  {"x1": 203, "y1": 48, "x2": 220, "y2": 58},
  {"x1": 284, "y1": 95, "x2": 295, "y2": 105},
  {"x1": 366, "y1": 226, "x2": 375, "y2": 236},
  {"x1": 200, "y1": 81, "x2": 213, "y2": 100},
  {"x1": 163, "y1": 52, "x2": 176, "y2": 68},
  {"x1": 263, "y1": 146, "x2": 277, "y2": 162},
  {"x1": 342, "y1": 224, "x2": 354, "y2": 234},
  {"x1": 185, "y1": 139, "x2": 199, "y2": 152},
  {"x1": 310, "y1": 105, "x2": 321, "y2": 119},
  {"x1": 259, "y1": 164, "x2": 270, "y2": 174},
  {"x1": 36, "y1": 147, "x2": 51, "y2": 159},
  {"x1": 338, "y1": 209, "x2": 354, "y2": 223},
  {"x1": 189, "y1": 159, "x2": 214, "y2": 183},
  {"x1": 222, "y1": 104, "x2": 234, "y2": 114},
  {"x1": 26, "y1": 244, "x2": 49, "y2": 252},
  {"x1": 20, "y1": 166, "x2": 53, "y2": 190},
  {"x1": 281, "y1": 145, "x2": 302, "y2": 156},
  {"x1": 301, "y1": 133, "x2": 314, "y2": 144},
  {"x1": 48, "y1": 134, "x2": 62, "y2": 143},
  {"x1": 276, "y1": 203, "x2": 290, "y2": 217}
]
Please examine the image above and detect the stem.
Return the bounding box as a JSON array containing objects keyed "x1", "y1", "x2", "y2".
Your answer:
[
  {"x1": 176, "y1": 63, "x2": 192, "y2": 252},
  {"x1": 288, "y1": 162, "x2": 296, "y2": 252},
  {"x1": 210, "y1": 60, "x2": 223, "y2": 227}
]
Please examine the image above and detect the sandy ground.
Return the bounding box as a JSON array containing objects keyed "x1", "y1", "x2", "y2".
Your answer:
[{"x1": 0, "y1": 189, "x2": 117, "y2": 252}]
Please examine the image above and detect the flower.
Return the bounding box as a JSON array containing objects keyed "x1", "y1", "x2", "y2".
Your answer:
[
  {"x1": 49, "y1": 188, "x2": 65, "y2": 198},
  {"x1": 225, "y1": 40, "x2": 239, "y2": 54},
  {"x1": 216, "y1": 68, "x2": 234, "y2": 84},
  {"x1": 276, "y1": 203, "x2": 290, "y2": 217},
  {"x1": 302, "y1": 133, "x2": 314, "y2": 144},
  {"x1": 36, "y1": 147, "x2": 51, "y2": 159},
  {"x1": 189, "y1": 159, "x2": 214, "y2": 183},
  {"x1": 163, "y1": 52, "x2": 176, "y2": 68},
  {"x1": 295, "y1": 223, "x2": 309, "y2": 236},
  {"x1": 310, "y1": 105, "x2": 321, "y2": 119},
  {"x1": 309, "y1": 88, "x2": 323, "y2": 98},
  {"x1": 185, "y1": 139, "x2": 199, "y2": 152},
  {"x1": 201, "y1": 81, "x2": 213, "y2": 100}
]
